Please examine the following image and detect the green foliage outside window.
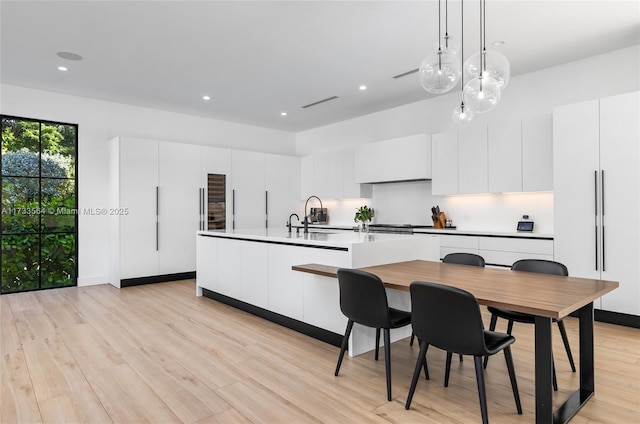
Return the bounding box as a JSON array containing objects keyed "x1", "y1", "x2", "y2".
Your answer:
[{"x1": 1, "y1": 117, "x2": 77, "y2": 293}]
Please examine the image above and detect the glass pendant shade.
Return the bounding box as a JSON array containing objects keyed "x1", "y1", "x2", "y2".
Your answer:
[
  {"x1": 463, "y1": 74, "x2": 501, "y2": 113},
  {"x1": 434, "y1": 35, "x2": 461, "y2": 56},
  {"x1": 464, "y1": 50, "x2": 511, "y2": 90},
  {"x1": 452, "y1": 103, "x2": 474, "y2": 126},
  {"x1": 419, "y1": 49, "x2": 461, "y2": 94}
]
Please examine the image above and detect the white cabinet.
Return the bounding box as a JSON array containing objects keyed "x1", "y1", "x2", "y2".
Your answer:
[
  {"x1": 109, "y1": 137, "x2": 200, "y2": 284},
  {"x1": 478, "y1": 237, "x2": 554, "y2": 267},
  {"x1": 158, "y1": 142, "x2": 201, "y2": 275},
  {"x1": 109, "y1": 137, "x2": 159, "y2": 284},
  {"x1": 265, "y1": 154, "x2": 300, "y2": 229},
  {"x1": 354, "y1": 134, "x2": 431, "y2": 183},
  {"x1": 342, "y1": 149, "x2": 372, "y2": 199},
  {"x1": 300, "y1": 149, "x2": 371, "y2": 200},
  {"x1": 522, "y1": 114, "x2": 553, "y2": 191},
  {"x1": 554, "y1": 91, "x2": 640, "y2": 315},
  {"x1": 458, "y1": 125, "x2": 488, "y2": 194},
  {"x1": 432, "y1": 131, "x2": 458, "y2": 195},
  {"x1": 488, "y1": 120, "x2": 522, "y2": 193},
  {"x1": 232, "y1": 150, "x2": 265, "y2": 230}
]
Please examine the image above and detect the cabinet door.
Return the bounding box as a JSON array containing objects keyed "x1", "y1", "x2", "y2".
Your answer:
[
  {"x1": 232, "y1": 150, "x2": 265, "y2": 230},
  {"x1": 488, "y1": 120, "x2": 522, "y2": 193},
  {"x1": 201, "y1": 147, "x2": 232, "y2": 230},
  {"x1": 599, "y1": 92, "x2": 640, "y2": 315},
  {"x1": 458, "y1": 125, "x2": 488, "y2": 194},
  {"x1": 158, "y1": 142, "x2": 201, "y2": 275},
  {"x1": 553, "y1": 100, "x2": 601, "y2": 281},
  {"x1": 522, "y1": 114, "x2": 553, "y2": 191},
  {"x1": 265, "y1": 154, "x2": 300, "y2": 229},
  {"x1": 119, "y1": 138, "x2": 159, "y2": 279},
  {"x1": 432, "y1": 131, "x2": 458, "y2": 195},
  {"x1": 342, "y1": 149, "x2": 372, "y2": 199},
  {"x1": 326, "y1": 150, "x2": 344, "y2": 199},
  {"x1": 300, "y1": 156, "x2": 314, "y2": 200},
  {"x1": 313, "y1": 152, "x2": 330, "y2": 199}
]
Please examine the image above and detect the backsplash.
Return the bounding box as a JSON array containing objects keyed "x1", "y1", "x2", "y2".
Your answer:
[{"x1": 299, "y1": 181, "x2": 554, "y2": 234}]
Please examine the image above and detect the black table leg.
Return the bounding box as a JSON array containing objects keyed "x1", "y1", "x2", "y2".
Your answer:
[{"x1": 535, "y1": 316, "x2": 554, "y2": 423}]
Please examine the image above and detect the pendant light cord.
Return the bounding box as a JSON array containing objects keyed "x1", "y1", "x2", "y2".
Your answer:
[
  {"x1": 461, "y1": 0, "x2": 465, "y2": 105},
  {"x1": 445, "y1": 0, "x2": 449, "y2": 50}
]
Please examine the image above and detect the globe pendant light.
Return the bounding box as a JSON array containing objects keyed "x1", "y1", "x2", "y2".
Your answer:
[
  {"x1": 464, "y1": 49, "x2": 510, "y2": 90},
  {"x1": 463, "y1": 0, "x2": 502, "y2": 113},
  {"x1": 453, "y1": 0, "x2": 473, "y2": 126},
  {"x1": 419, "y1": 0, "x2": 461, "y2": 94}
]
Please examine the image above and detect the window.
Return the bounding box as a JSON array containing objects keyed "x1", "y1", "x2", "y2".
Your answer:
[{"x1": 1, "y1": 116, "x2": 78, "y2": 293}]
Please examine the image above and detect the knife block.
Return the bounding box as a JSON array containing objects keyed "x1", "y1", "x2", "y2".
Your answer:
[{"x1": 433, "y1": 212, "x2": 447, "y2": 229}]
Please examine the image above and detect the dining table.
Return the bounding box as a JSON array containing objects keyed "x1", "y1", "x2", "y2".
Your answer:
[{"x1": 292, "y1": 259, "x2": 619, "y2": 424}]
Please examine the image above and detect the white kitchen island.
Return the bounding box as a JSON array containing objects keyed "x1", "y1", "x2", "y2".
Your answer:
[{"x1": 196, "y1": 229, "x2": 439, "y2": 356}]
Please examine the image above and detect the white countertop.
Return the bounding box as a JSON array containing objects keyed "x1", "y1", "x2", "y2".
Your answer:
[
  {"x1": 197, "y1": 228, "x2": 431, "y2": 248},
  {"x1": 412, "y1": 228, "x2": 553, "y2": 239}
]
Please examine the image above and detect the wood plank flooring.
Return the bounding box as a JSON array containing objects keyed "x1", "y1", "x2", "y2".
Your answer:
[{"x1": 1, "y1": 280, "x2": 639, "y2": 423}]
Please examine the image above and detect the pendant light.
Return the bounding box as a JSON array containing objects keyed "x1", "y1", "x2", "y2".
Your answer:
[
  {"x1": 452, "y1": 0, "x2": 473, "y2": 126},
  {"x1": 463, "y1": 0, "x2": 511, "y2": 89},
  {"x1": 419, "y1": 0, "x2": 461, "y2": 94},
  {"x1": 463, "y1": 0, "x2": 501, "y2": 113}
]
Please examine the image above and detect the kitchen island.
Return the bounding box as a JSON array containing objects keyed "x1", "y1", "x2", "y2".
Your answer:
[{"x1": 196, "y1": 229, "x2": 439, "y2": 355}]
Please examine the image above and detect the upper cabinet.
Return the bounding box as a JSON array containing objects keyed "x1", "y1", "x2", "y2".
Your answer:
[
  {"x1": 432, "y1": 131, "x2": 458, "y2": 195},
  {"x1": 301, "y1": 149, "x2": 371, "y2": 200},
  {"x1": 522, "y1": 114, "x2": 553, "y2": 192},
  {"x1": 354, "y1": 134, "x2": 432, "y2": 183},
  {"x1": 458, "y1": 125, "x2": 488, "y2": 194},
  {"x1": 432, "y1": 115, "x2": 553, "y2": 195}
]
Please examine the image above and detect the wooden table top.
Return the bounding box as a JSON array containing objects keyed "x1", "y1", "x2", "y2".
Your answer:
[{"x1": 292, "y1": 260, "x2": 619, "y2": 319}]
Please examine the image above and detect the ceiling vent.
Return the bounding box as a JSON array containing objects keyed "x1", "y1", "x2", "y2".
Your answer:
[
  {"x1": 393, "y1": 68, "x2": 419, "y2": 79},
  {"x1": 301, "y1": 96, "x2": 339, "y2": 109}
]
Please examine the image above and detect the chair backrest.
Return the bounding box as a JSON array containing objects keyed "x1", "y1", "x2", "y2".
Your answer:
[
  {"x1": 443, "y1": 253, "x2": 485, "y2": 267},
  {"x1": 511, "y1": 259, "x2": 568, "y2": 276},
  {"x1": 410, "y1": 281, "x2": 488, "y2": 356},
  {"x1": 336, "y1": 268, "x2": 391, "y2": 328}
]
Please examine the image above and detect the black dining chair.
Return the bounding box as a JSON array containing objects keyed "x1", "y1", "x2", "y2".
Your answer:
[
  {"x1": 410, "y1": 252, "x2": 486, "y2": 348},
  {"x1": 405, "y1": 281, "x2": 522, "y2": 424},
  {"x1": 484, "y1": 259, "x2": 576, "y2": 388},
  {"x1": 334, "y1": 268, "x2": 412, "y2": 401}
]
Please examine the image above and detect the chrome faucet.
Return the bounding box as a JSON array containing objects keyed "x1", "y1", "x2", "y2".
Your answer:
[
  {"x1": 303, "y1": 195, "x2": 323, "y2": 234},
  {"x1": 287, "y1": 213, "x2": 299, "y2": 233}
]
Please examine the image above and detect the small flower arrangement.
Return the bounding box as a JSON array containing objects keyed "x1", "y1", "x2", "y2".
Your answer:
[{"x1": 354, "y1": 205, "x2": 373, "y2": 225}]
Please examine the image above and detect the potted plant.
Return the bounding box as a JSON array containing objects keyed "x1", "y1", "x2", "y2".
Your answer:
[{"x1": 354, "y1": 205, "x2": 373, "y2": 233}]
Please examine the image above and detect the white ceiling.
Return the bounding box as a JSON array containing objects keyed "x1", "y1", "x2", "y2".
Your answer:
[{"x1": 1, "y1": 1, "x2": 639, "y2": 132}]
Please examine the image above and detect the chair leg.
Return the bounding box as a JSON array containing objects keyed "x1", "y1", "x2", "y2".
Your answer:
[
  {"x1": 335, "y1": 319, "x2": 354, "y2": 376},
  {"x1": 375, "y1": 328, "x2": 381, "y2": 361},
  {"x1": 552, "y1": 354, "x2": 558, "y2": 392},
  {"x1": 383, "y1": 328, "x2": 392, "y2": 401},
  {"x1": 444, "y1": 351, "x2": 453, "y2": 387},
  {"x1": 506, "y1": 320, "x2": 514, "y2": 335},
  {"x1": 410, "y1": 331, "x2": 415, "y2": 346},
  {"x1": 405, "y1": 340, "x2": 429, "y2": 410},
  {"x1": 503, "y1": 346, "x2": 523, "y2": 415},
  {"x1": 473, "y1": 356, "x2": 490, "y2": 424},
  {"x1": 459, "y1": 354, "x2": 463, "y2": 362},
  {"x1": 484, "y1": 314, "x2": 499, "y2": 369},
  {"x1": 556, "y1": 319, "x2": 576, "y2": 372}
]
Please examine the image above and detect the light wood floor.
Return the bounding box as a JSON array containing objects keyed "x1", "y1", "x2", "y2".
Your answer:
[{"x1": 2, "y1": 280, "x2": 639, "y2": 424}]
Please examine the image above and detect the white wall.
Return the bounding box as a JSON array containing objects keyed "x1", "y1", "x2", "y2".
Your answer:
[
  {"x1": 0, "y1": 85, "x2": 296, "y2": 286},
  {"x1": 295, "y1": 45, "x2": 640, "y2": 233}
]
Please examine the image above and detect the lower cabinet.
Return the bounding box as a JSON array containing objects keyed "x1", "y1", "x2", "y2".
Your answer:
[{"x1": 434, "y1": 233, "x2": 553, "y2": 267}]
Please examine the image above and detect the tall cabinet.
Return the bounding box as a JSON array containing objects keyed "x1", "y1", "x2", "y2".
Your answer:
[{"x1": 553, "y1": 91, "x2": 640, "y2": 316}]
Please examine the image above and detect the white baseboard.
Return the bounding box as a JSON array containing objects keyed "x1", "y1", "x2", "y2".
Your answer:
[{"x1": 77, "y1": 275, "x2": 108, "y2": 287}]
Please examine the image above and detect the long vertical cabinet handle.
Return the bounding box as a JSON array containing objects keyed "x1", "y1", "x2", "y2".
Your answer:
[
  {"x1": 156, "y1": 186, "x2": 159, "y2": 251},
  {"x1": 601, "y1": 170, "x2": 605, "y2": 271},
  {"x1": 265, "y1": 191, "x2": 268, "y2": 229},
  {"x1": 594, "y1": 171, "x2": 598, "y2": 271},
  {"x1": 232, "y1": 189, "x2": 235, "y2": 230},
  {"x1": 199, "y1": 188, "x2": 203, "y2": 231},
  {"x1": 202, "y1": 187, "x2": 206, "y2": 231}
]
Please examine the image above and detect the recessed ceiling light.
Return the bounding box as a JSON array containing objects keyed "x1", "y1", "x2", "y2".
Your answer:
[
  {"x1": 202, "y1": 95, "x2": 211, "y2": 101},
  {"x1": 56, "y1": 51, "x2": 83, "y2": 61},
  {"x1": 281, "y1": 112, "x2": 287, "y2": 116},
  {"x1": 492, "y1": 40, "x2": 506, "y2": 47},
  {"x1": 57, "y1": 66, "x2": 68, "y2": 71},
  {"x1": 359, "y1": 85, "x2": 367, "y2": 91}
]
